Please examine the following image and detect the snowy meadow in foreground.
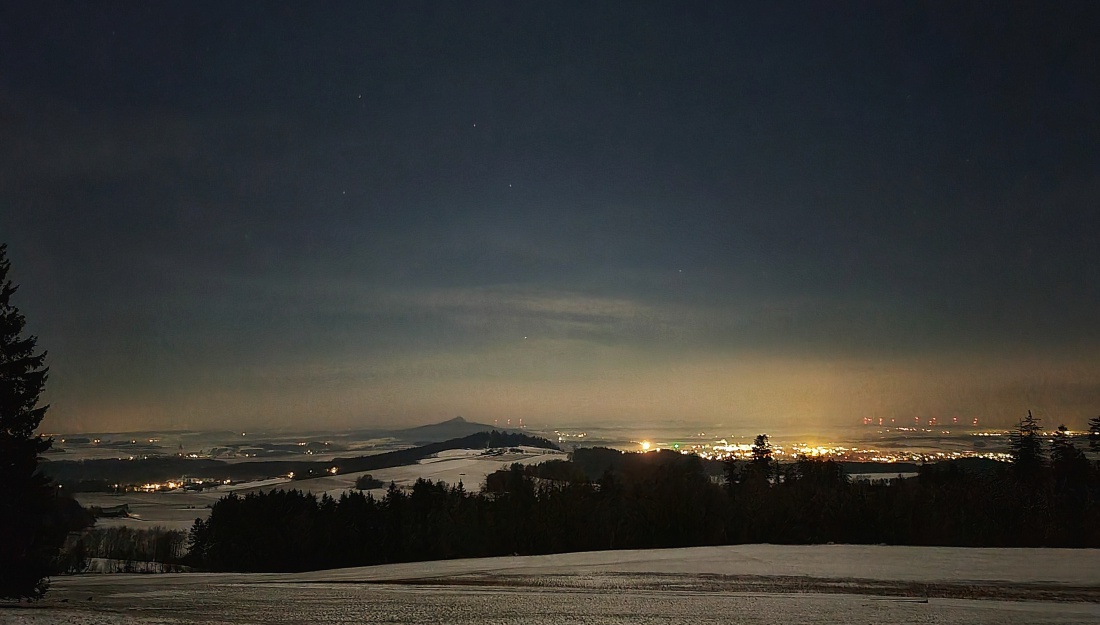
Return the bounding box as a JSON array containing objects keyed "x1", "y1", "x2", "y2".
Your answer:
[{"x1": 4, "y1": 545, "x2": 1098, "y2": 625}]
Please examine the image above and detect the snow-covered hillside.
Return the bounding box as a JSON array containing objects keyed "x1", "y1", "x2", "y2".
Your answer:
[{"x1": 7, "y1": 545, "x2": 1098, "y2": 624}]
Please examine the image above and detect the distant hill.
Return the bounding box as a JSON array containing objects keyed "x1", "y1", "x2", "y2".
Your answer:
[
  {"x1": 391, "y1": 416, "x2": 511, "y2": 443},
  {"x1": 324, "y1": 431, "x2": 560, "y2": 477}
]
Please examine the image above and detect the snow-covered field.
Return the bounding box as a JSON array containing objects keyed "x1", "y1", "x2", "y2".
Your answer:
[
  {"x1": 306, "y1": 446, "x2": 567, "y2": 500},
  {"x1": 3, "y1": 545, "x2": 1098, "y2": 624},
  {"x1": 74, "y1": 447, "x2": 567, "y2": 531}
]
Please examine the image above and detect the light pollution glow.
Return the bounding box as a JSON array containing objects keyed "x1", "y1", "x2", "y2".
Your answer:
[{"x1": 46, "y1": 342, "x2": 1100, "y2": 433}]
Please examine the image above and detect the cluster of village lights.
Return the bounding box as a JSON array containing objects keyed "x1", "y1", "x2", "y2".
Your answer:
[{"x1": 636, "y1": 439, "x2": 1016, "y2": 464}]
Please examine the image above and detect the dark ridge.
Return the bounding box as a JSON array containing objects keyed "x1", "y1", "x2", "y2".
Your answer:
[{"x1": 391, "y1": 416, "x2": 516, "y2": 444}]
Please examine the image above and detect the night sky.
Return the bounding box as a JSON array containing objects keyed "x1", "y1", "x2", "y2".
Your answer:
[{"x1": 2, "y1": 3, "x2": 1098, "y2": 434}]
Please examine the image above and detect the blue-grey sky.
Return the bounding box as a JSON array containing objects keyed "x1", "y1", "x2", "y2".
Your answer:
[{"x1": 2, "y1": 3, "x2": 1098, "y2": 433}]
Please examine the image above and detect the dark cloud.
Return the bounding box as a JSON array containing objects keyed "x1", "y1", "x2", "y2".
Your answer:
[{"x1": 2, "y1": 3, "x2": 1098, "y2": 431}]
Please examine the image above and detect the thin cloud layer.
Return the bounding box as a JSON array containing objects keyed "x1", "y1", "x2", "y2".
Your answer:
[{"x1": 2, "y1": 4, "x2": 1098, "y2": 432}]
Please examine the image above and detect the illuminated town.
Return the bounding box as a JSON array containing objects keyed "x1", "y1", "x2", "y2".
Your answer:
[
  {"x1": 664, "y1": 441, "x2": 1014, "y2": 464},
  {"x1": 625, "y1": 426, "x2": 1091, "y2": 464}
]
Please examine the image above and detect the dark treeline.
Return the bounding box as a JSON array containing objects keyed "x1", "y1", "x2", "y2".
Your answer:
[
  {"x1": 57, "y1": 526, "x2": 188, "y2": 574},
  {"x1": 43, "y1": 431, "x2": 557, "y2": 488},
  {"x1": 186, "y1": 416, "x2": 1100, "y2": 572}
]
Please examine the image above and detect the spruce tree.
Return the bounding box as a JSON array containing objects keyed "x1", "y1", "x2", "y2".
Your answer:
[
  {"x1": 748, "y1": 434, "x2": 774, "y2": 482},
  {"x1": 1049, "y1": 424, "x2": 1088, "y2": 492},
  {"x1": 0, "y1": 244, "x2": 65, "y2": 600},
  {"x1": 1050, "y1": 425, "x2": 1079, "y2": 465},
  {"x1": 751, "y1": 434, "x2": 772, "y2": 465},
  {"x1": 1008, "y1": 410, "x2": 1044, "y2": 478}
]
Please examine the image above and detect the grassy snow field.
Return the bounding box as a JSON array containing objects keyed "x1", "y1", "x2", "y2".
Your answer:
[{"x1": 3, "y1": 545, "x2": 1097, "y2": 624}]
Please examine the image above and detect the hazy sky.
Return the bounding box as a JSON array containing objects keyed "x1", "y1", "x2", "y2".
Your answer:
[{"x1": 2, "y1": 3, "x2": 1098, "y2": 433}]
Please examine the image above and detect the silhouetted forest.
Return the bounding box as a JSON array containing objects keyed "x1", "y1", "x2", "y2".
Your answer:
[
  {"x1": 185, "y1": 420, "x2": 1100, "y2": 572},
  {"x1": 56, "y1": 526, "x2": 188, "y2": 574}
]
